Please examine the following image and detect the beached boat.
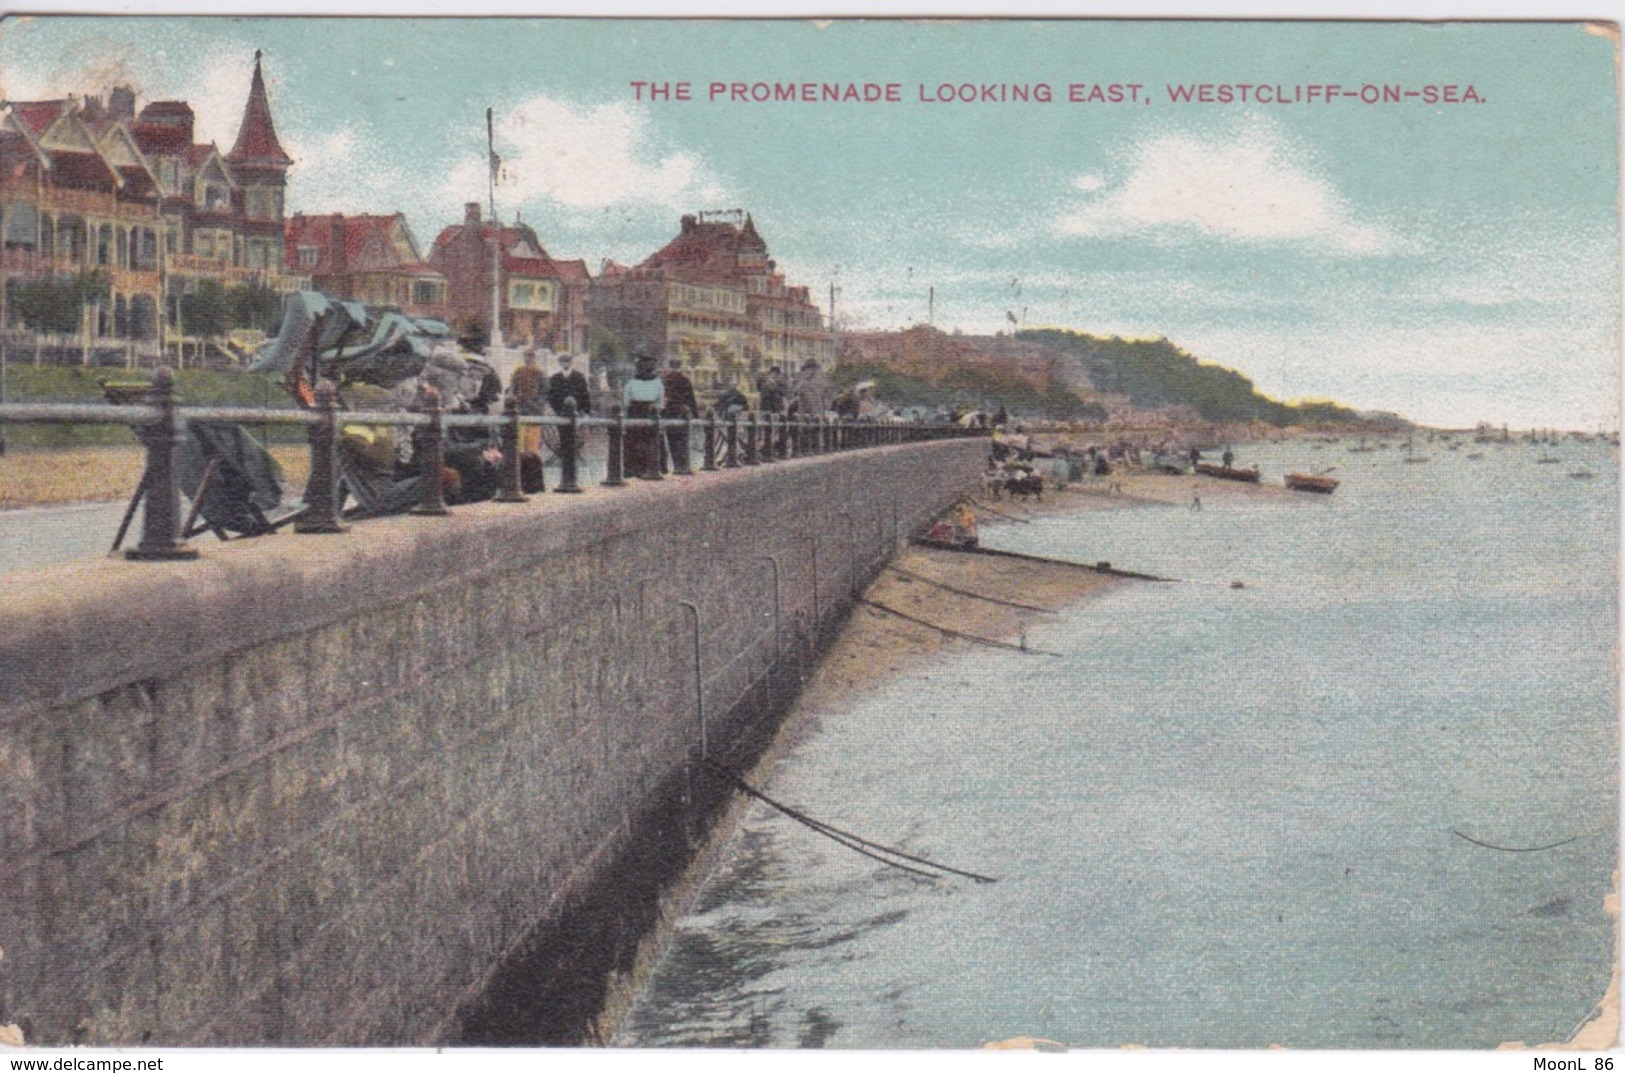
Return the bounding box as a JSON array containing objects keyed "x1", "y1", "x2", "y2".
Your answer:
[
  {"x1": 1285, "y1": 472, "x2": 1340, "y2": 494},
  {"x1": 1194, "y1": 462, "x2": 1261, "y2": 483}
]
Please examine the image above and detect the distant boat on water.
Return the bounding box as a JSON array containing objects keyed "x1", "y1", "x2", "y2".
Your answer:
[
  {"x1": 1349, "y1": 437, "x2": 1376, "y2": 453},
  {"x1": 1285, "y1": 472, "x2": 1340, "y2": 494},
  {"x1": 1195, "y1": 462, "x2": 1261, "y2": 483}
]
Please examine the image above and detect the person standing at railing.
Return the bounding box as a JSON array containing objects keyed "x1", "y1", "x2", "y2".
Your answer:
[
  {"x1": 622, "y1": 348, "x2": 666, "y2": 480},
  {"x1": 547, "y1": 353, "x2": 592, "y2": 418},
  {"x1": 511, "y1": 349, "x2": 545, "y2": 454},
  {"x1": 660, "y1": 355, "x2": 698, "y2": 474}
]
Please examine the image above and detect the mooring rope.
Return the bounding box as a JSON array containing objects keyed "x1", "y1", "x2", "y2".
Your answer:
[
  {"x1": 1452, "y1": 829, "x2": 1588, "y2": 853},
  {"x1": 707, "y1": 762, "x2": 998, "y2": 883},
  {"x1": 964, "y1": 497, "x2": 1034, "y2": 524},
  {"x1": 860, "y1": 598, "x2": 1062, "y2": 657},
  {"x1": 885, "y1": 564, "x2": 1059, "y2": 613}
]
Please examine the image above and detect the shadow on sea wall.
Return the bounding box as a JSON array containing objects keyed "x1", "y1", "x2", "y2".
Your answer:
[{"x1": 0, "y1": 439, "x2": 984, "y2": 1046}]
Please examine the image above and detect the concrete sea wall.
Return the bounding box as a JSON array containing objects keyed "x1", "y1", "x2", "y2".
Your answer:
[{"x1": 0, "y1": 439, "x2": 984, "y2": 1045}]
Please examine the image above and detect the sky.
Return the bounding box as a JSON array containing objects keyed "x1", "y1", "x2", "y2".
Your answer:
[{"x1": 0, "y1": 14, "x2": 1618, "y2": 428}]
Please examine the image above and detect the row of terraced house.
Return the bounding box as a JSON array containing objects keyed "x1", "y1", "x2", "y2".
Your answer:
[{"x1": 0, "y1": 52, "x2": 834, "y2": 396}]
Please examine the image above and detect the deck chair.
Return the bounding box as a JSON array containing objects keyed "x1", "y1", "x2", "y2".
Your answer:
[
  {"x1": 108, "y1": 392, "x2": 305, "y2": 550},
  {"x1": 174, "y1": 420, "x2": 306, "y2": 540},
  {"x1": 336, "y1": 424, "x2": 429, "y2": 519}
]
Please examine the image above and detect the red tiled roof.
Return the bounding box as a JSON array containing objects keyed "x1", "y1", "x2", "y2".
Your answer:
[
  {"x1": 504, "y1": 257, "x2": 554, "y2": 277},
  {"x1": 141, "y1": 100, "x2": 195, "y2": 118},
  {"x1": 9, "y1": 100, "x2": 67, "y2": 137},
  {"x1": 116, "y1": 164, "x2": 158, "y2": 200},
  {"x1": 132, "y1": 121, "x2": 194, "y2": 155},
  {"x1": 226, "y1": 52, "x2": 292, "y2": 166},
  {"x1": 553, "y1": 258, "x2": 591, "y2": 282},
  {"x1": 0, "y1": 130, "x2": 45, "y2": 177},
  {"x1": 429, "y1": 219, "x2": 584, "y2": 282},
  {"x1": 186, "y1": 144, "x2": 219, "y2": 168},
  {"x1": 48, "y1": 151, "x2": 118, "y2": 189},
  {"x1": 636, "y1": 215, "x2": 770, "y2": 286},
  {"x1": 285, "y1": 212, "x2": 432, "y2": 277}
]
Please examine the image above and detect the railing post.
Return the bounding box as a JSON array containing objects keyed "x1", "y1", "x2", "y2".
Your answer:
[
  {"x1": 126, "y1": 366, "x2": 198, "y2": 560},
  {"x1": 724, "y1": 411, "x2": 740, "y2": 468},
  {"x1": 671, "y1": 414, "x2": 693, "y2": 475},
  {"x1": 647, "y1": 411, "x2": 665, "y2": 480},
  {"x1": 496, "y1": 394, "x2": 528, "y2": 502},
  {"x1": 411, "y1": 386, "x2": 449, "y2": 516},
  {"x1": 603, "y1": 403, "x2": 627, "y2": 487},
  {"x1": 556, "y1": 398, "x2": 583, "y2": 493},
  {"x1": 743, "y1": 410, "x2": 760, "y2": 466},
  {"x1": 295, "y1": 378, "x2": 347, "y2": 533},
  {"x1": 702, "y1": 409, "x2": 719, "y2": 471},
  {"x1": 760, "y1": 412, "x2": 776, "y2": 463}
]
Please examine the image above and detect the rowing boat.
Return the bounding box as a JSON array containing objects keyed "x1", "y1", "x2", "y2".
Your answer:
[{"x1": 1285, "y1": 472, "x2": 1340, "y2": 494}]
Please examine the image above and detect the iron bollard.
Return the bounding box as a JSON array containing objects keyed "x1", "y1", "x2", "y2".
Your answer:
[
  {"x1": 496, "y1": 395, "x2": 528, "y2": 502},
  {"x1": 724, "y1": 411, "x2": 740, "y2": 468},
  {"x1": 760, "y1": 413, "x2": 776, "y2": 463},
  {"x1": 702, "y1": 409, "x2": 719, "y2": 471},
  {"x1": 743, "y1": 411, "x2": 760, "y2": 466},
  {"x1": 126, "y1": 367, "x2": 199, "y2": 560},
  {"x1": 411, "y1": 385, "x2": 450, "y2": 516},
  {"x1": 603, "y1": 403, "x2": 627, "y2": 487},
  {"x1": 647, "y1": 411, "x2": 665, "y2": 480},
  {"x1": 671, "y1": 413, "x2": 693, "y2": 475},
  {"x1": 556, "y1": 398, "x2": 583, "y2": 493},
  {"x1": 295, "y1": 378, "x2": 348, "y2": 533}
]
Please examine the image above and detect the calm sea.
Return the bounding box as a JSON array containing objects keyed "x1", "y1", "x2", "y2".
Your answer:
[{"x1": 615, "y1": 437, "x2": 1619, "y2": 1050}]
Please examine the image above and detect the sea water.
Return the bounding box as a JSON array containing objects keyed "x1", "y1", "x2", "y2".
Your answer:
[{"x1": 615, "y1": 438, "x2": 1619, "y2": 1050}]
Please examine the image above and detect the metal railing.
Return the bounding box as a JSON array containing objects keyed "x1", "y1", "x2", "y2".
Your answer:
[{"x1": 0, "y1": 369, "x2": 986, "y2": 563}]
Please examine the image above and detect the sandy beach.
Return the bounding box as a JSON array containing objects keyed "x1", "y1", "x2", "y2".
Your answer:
[{"x1": 787, "y1": 462, "x2": 1287, "y2": 714}]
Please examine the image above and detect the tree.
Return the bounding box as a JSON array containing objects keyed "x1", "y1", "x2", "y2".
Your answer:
[
  {"x1": 227, "y1": 283, "x2": 283, "y2": 332},
  {"x1": 178, "y1": 278, "x2": 229, "y2": 341},
  {"x1": 8, "y1": 271, "x2": 108, "y2": 335}
]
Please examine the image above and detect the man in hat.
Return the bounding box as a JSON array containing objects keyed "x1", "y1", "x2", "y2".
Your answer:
[
  {"x1": 547, "y1": 352, "x2": 592, "y2": 417},
  {"x1": 660, "y1": 355, "x2": 699, "y2": 474}
]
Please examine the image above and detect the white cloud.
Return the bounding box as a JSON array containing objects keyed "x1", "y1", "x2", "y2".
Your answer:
[
  {"x1": 1057, "y1": 120, "x2": 1397, "y2": 255},
  {"x1": 442, "y1": 95, "x2": 727, "y2": 219}
]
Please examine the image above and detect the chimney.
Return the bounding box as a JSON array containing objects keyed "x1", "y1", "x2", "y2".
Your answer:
[
  {"x1": 109, "y1": 86, "x2": 136, "y2": 120},
  {"x1": 330, "y1": 216, "x2": 346, "y2": 271},
  {"x1": 680, "y1": 214, "x2": 696, "y2": 233},
  {"x1": 465, "y1": 202, "x2": 481, "y2": 224}
]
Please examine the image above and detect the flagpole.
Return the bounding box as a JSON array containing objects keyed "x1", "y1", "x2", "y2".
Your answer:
[{"x1": 487, "y1": 107, "x2": 505, "y2": 355}]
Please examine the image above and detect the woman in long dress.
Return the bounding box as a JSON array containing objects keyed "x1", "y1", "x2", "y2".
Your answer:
[{"x1": 622, "y1": 350, "x2": 667, "y2": 479}]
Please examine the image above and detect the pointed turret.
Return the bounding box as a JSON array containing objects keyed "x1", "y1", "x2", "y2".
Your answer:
[{"x1": 226, "y1": 50, "x2": 292, "y2": 167}]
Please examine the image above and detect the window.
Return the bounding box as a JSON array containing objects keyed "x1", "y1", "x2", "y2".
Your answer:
[
  {"x1": 509, "y1": 279, "x2": 552, "y2": 310},
  {"x1": 298, "y1": 245, "x2": 319, "y2": 267},
  {"x1": 3, "y1": 202, "x2": 38, "y2": 247},
  {"x1": 245, "y1": 187, "x2": 282, "y2": 220},
  {"x1": 413, "y1": 281, "x2": 441, "y2": 307}
]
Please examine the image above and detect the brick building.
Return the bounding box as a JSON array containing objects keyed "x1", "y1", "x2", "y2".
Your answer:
[
  {"x1": 426, "y1": 202, "x2": 588, "y2": 354},
  {"x1": 587, "y1": 211, "x2": 833, "y2": 403},
  {"x1": 285, "y1": 212, "x2": 447, "y2": 318},
  {"x1": 0, "y1": 51, "x2": 308, "y2": 353}
]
